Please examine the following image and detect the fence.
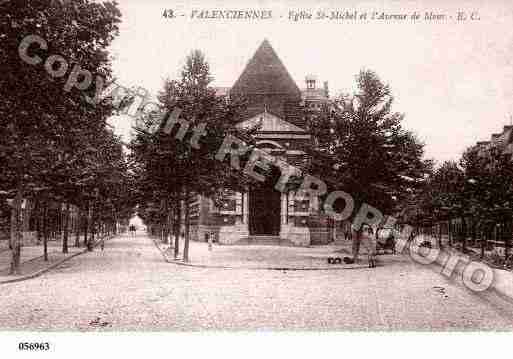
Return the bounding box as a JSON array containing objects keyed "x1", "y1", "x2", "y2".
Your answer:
[{"x1": 414, "y1": 217, "x2": 512, "y2": 264}]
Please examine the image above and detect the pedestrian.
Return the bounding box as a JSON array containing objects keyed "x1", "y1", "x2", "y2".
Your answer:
[
  {"x1": 351, "y1": 227, "x2": 361, "y2": 261},
  {"x1": 208, "y1": 232, "x2": 213, "y2": 251},
  {"x1": 349, "y1": 224, "x2": 377, "y2": 267},
  {"x1": 129, "y1": 225, "x2": 136, "y2": 238},
  {"x1": 362, "y1": 225, "x2": 377, "y2": 268},
  {"x1": 100, "y1": 238, "x2": 105, "y2": 251},
  {"x1": 343, "y1": 221, "x2": 352, "y2": 241}
]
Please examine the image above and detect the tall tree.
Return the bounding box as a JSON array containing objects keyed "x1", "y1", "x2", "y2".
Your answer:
[
  {"x1": 309, "y1": 70, "x2": 431, "y2": 260},
  {"x1": 460, "y1": 145, "x2": 513, "y2": 256},
  {"x1": 0, "y1": 0, "x2": 122, "y2": 272},
  {"x1": 131, "y1": 50, "x2": 255, "y2": 262}
]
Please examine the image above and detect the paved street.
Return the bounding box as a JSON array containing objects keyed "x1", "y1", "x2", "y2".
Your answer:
[{"x1": 1, "y1": 234, "x2": 513, "y2": 331}]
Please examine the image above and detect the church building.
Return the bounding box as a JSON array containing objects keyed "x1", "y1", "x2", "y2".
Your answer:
[{"x1": 189, "y1": 40, "x2": 332, "y2": 246}]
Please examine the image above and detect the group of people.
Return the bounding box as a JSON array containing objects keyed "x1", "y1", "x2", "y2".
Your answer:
[
  {"x1": 342, "y1": 223, "x2": 398, "y2": 268},
  {"x1": 355, "y1": 224, "x2": 378, "y2": 268}
]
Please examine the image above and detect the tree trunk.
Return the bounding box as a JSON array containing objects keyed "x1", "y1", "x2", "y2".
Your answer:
[
  {"x1": 89, "y1": 217, "x2": 95, "y2": 252},
  {"x1": 9, "y1": 184, "x2": 23, "y2": 275},
  {"x1": 438, "y1": 223, "x2": 442, "y2": 249},
  {"x1": 58, "y1": 206, "x2": 62, "y2": 241},
  {"x1": 42, "y1": 202, "x2": 48, "y2": 262},
  {"x1": 352, "y1": 228, "x2": 362, "y2": 262},
  {"x1": 163, "y1": 200, "x2": 169, "y2": 244},
  {"x1": 113, "y1": 214, "x2": 118, "y2": 235},
  {"x1": 36, "y1": 203, "x2": 42, "y2": 245},
  {"x1": 75, "y1": 208, "x2": 81, "y2": 247},
  {"x1": 470, "y1": 220, "x2": 475, "y2": 247},
  {"x1": 174, "y1": 196, "x2": 181, "y2": 259},
  {"x1": 183, "y1": 189, "x2": 191, "y2": 262},
  {"x1": 161, "y1": 199, "x2": 166, "y2": 243},
  {"x1": 448, "y1": 219, "x2": 452, "y2": 247},
  {"x1": 62, "y1": 203, "x2": 70, "y2": 254},
  {"x1": 84, "y1": 202, "x2": 90, "y2": 248},
  {"x1": 480, "y1": 221, "x2": 486, "y2": 259},
  {"x1": 461, "y1": 216, "x2": 467, "y2": 252},
  {"x1": 83, "y1": 210, "x2": 88, "y2": 248},
  {"x1": 505, "y1": 221, "x2": 510, "y2": 262},
  {"x1": 168, "y1": 207, "x2": 174, "y2": 247}
]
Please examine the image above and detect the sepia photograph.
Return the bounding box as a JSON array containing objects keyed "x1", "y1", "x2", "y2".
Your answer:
[{"x1": 1, "y1": 0, "x2": 513, "y2": 357}]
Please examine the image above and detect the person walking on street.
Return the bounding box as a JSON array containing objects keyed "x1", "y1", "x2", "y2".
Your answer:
[
  {"x1": 129, "y1": 225, "x2": 136, "y2": 238},
  {"x1": 350, "y1": 224, "x2": 377, "y2": 267},
  {"x1": 343, "y1": 221, "x2": 352, "y2": 241}
]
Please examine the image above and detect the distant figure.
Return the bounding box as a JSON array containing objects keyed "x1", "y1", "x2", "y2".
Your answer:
[
  {"x1": 344, "y1": 223, "x2": 352, "y2": 241},
  {"x1": 129, "y1": 225, "x2": 136, "y2": 237},
  {"x1": 208, "y1": 233, "x2": 213, "y2": 251},
  {"x1": 100, "y1": 238, "x2": 105, "y2": 251},
  {"x1": 350, "y1": 224, "x2": 377, "y2": 267},
  {"x1": 362, "y1": 225, "x2": 377, "y2": 268}
]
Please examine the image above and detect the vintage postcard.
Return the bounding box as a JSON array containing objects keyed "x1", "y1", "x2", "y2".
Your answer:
[{"x1": 1, "y1": 0, "x2": 513, "y2": 357}]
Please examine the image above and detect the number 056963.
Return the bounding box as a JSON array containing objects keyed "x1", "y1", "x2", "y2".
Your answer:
[{"x1": 18, "y1": 342, "x2": 50, "y2": 351}]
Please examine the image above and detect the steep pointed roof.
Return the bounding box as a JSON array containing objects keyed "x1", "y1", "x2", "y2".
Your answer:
[{"x1": 231, "y1": 40, "x2": 301, "y2": 98}]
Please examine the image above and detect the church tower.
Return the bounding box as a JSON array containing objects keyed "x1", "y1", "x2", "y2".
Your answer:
[{"x1": 189, "y1": 40, "x2": 333, "y2": 246}]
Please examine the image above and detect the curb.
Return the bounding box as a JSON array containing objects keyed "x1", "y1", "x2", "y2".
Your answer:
[
  {"x1": 0, "y1": 249, "x2": 88, "y2": 285},
  {"x1": 0, "y1": 236, "x2": 112, "y2": 285},
  {"x1": 151, "y1": 237, "x2": 368, "y2": 271}
]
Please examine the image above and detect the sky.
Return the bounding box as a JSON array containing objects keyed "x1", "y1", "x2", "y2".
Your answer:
[{"x1": 107, "y1": 0, "x2": 513, "y2": 165}]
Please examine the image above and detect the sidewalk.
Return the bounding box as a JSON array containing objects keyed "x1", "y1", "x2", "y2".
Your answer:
[
  {"x1": 398, "y1": 234, "x2": 513, "y2": 301},
  {"x1": 0, "y1": 236, "x2": 105, "y2": 283},
  {"x1": 153, "y1": 236, "x2": 378, "y2": 270}
]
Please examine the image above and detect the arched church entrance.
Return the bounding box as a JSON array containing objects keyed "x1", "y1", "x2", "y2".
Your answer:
[
  {"x1": 248, "y1": 144, "x2": 283, "y2": 236},
  {"x1": 248, "y1": 184, "x2": 281, "y2": 236}
]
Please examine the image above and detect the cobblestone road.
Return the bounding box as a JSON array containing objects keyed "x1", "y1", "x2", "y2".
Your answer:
[{"x1": 1, "y1": 234, "x2": 513, "y2": 331}]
